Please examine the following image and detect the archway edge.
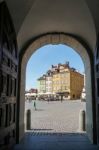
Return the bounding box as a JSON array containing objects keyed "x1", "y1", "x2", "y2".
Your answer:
[
  {"x1": 17, "y1": 33, "x2": 96, "y2": 144},
  {"x1": 20, "y1": 33, "x2": 93, "y2": 68}
]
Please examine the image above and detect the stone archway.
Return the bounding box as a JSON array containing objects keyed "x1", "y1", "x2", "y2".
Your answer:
[{"x1": 17, "y1": 33, "x2": 96, "y2": 144}]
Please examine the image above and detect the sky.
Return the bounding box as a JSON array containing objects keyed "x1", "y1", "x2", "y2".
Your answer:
[{"x1": 26, "y1": 44, "x2": 84, "y2": 90}]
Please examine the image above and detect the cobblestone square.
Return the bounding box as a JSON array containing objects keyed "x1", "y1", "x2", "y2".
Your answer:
[{"x1": 25, "y1": 100, "x2": 85, "y2": 133}]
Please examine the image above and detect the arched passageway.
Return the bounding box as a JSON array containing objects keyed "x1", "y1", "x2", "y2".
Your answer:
[
  {"x1": 17, "y1": 33, "x2": 96, "y2": 144},
  {"x1": 1, "y1": 1, "x2": 99, "y2": 149},
  {"x1": 25, "y1": 44, "x2": 85, "y2": 134}
]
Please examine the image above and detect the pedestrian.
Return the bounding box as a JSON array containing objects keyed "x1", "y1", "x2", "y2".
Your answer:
[{"x1": 34, "y1": 100, "x2": 36, "y2": 110}]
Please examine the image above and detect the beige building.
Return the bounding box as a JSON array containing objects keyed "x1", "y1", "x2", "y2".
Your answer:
[
  {"x1": 37, "y1": 75, "x2": 46, "y2": 94},
  {"x1": 52, "y1": 67, "x2": 70, "y2": 98},
  {"x1": 69, "y1": 68, "x2": 84, "y2": 99},
  {"x1": 46, "y1": 70, "x2": 53, "y2": 94},
  {"x1": 37, "y1": 63, "x2": 84, "y2": 99},
  {"x1": 52, "y1": 63, "x2": 84, "y2": 99}
]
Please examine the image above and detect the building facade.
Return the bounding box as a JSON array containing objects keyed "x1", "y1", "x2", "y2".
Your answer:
[
  {"x1": 37, "y1": 63, "x2": 84, "y2": 99},
  {"x1": 37, "y1": 75, "x2": 46, "y2": 94},
  {"x1": 69, "y1": 68, "x2": 84, "y2": 99},
  {"x1": 46, "y1": 70, "x2": 53, "y2": 94},
  {"x1": 52, "y1": 63, "x2": 70, "y2": 98}
]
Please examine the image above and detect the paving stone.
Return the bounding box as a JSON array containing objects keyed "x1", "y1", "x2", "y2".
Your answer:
[
  {"x1": 13, "y1": 100, "x2": 99, "y2": 150},
  {"x1": 25, "y1": 100, "x2": 85, "y2": 133}
]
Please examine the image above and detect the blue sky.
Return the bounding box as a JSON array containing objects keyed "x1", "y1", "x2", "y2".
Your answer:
[{"x1": 26, "y1": 44, "x2": 84, "y2": 90}]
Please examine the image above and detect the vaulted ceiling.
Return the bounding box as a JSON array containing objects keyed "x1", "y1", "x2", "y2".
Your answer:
[{"x1": 4, "y1": 0, "x2": 99, "y2": 51}]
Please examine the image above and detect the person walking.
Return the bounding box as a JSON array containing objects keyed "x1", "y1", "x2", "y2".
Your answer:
[{"x1": 34, "y1": 100, "x2": 36, "y2": 110}]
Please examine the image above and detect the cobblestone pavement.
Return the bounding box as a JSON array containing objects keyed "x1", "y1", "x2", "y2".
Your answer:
[
  {"x1": 14, "y1": 101, "x2": 99, "y2": 150},
  {"x1": 25, "y1": 99, "x2": 86, "y2": 133}
]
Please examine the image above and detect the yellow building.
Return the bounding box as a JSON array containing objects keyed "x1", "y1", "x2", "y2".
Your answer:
[
  {"x1": 52, "y1": 63, "x2": 84, "y2": 99},
  {"x1": 37, "y1": 63, "x2": 84, "y2": 100},
  {"x1": 70, "y1": 69, "x2": 84, "y2": 99}
]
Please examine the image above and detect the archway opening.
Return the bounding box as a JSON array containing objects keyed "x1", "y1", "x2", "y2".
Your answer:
[
  {"x1": 25, "y1": 44, "x2": 86, "y2": 135},
  {"x1": 18, "y1": 34, "x2": 95, "y2": 145}
]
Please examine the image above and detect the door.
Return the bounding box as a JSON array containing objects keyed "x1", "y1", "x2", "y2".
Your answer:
[{"x1": 0, "y1": 1, "x2": 18, "y2": 149}]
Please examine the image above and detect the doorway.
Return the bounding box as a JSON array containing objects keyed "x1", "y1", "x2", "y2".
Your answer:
[{"x1": 17, "y1": 33, "x2": 96, "y2": 144}]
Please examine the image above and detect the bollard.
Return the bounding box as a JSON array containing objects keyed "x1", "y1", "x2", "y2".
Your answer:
[
  {"x1": 79, "y1": 109, "x2": 86, "y2": 132},
  {"x1": 26, "y1": 109, "x2": 31, "y2": 130}
]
